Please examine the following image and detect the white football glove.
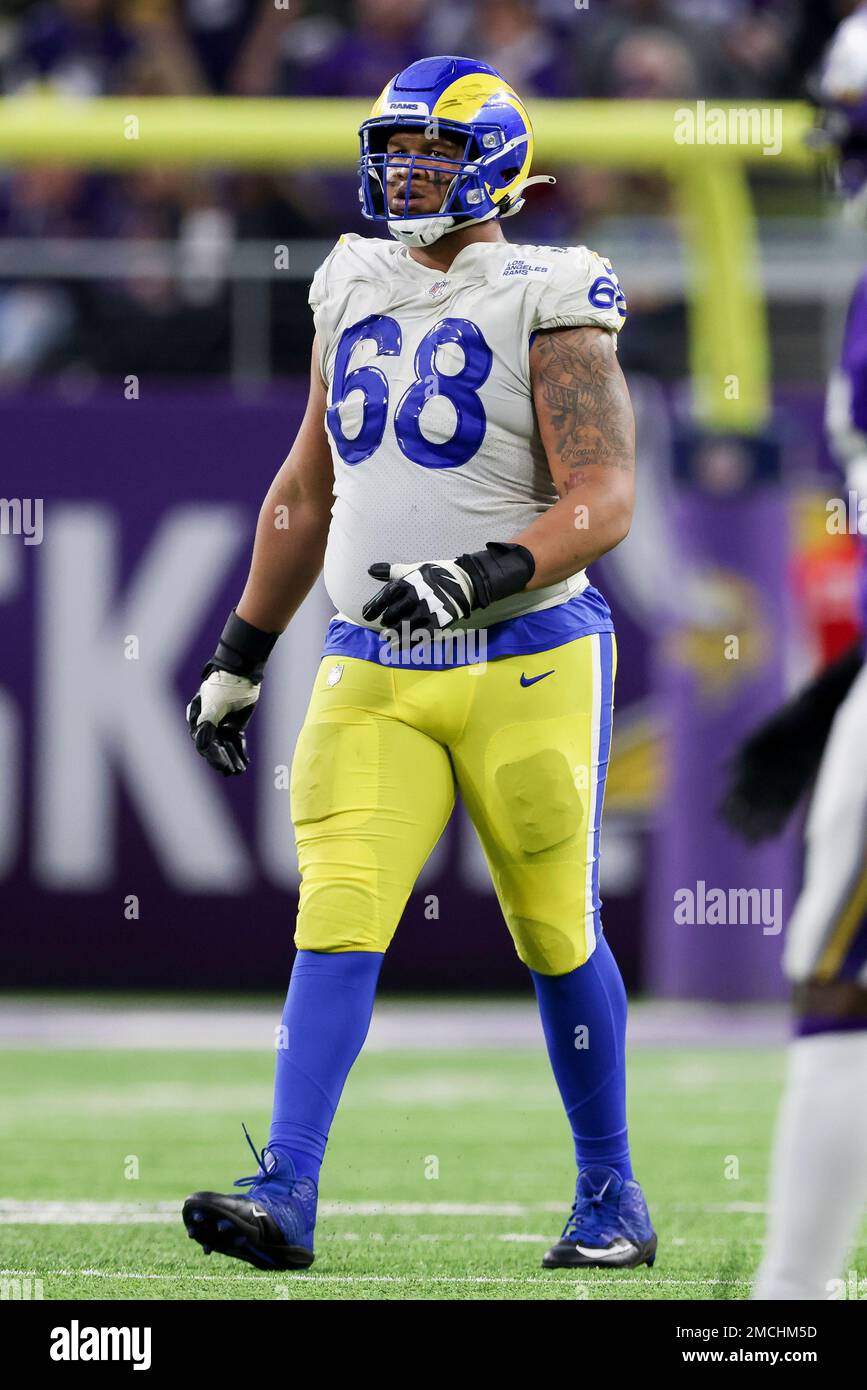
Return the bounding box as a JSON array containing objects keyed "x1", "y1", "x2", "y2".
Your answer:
[
  {"x1": 187, "y1": 609, "x2": 279, "y2": 776},
  {"x1": 186, "y1": 670, "x2": 260, "y2": 777}
]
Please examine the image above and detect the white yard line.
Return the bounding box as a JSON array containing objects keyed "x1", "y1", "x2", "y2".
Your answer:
[
  {"x1": 0, "y1": 1000, "x2": 790, "y2": 1051},
  {"x1": 0, "y1": 1199, "x2": 553, "y2": 1223},
  {"x1": 701, "y1": 1202, "x2": 768, "y2": 1214},
  {"x1": 0, "y1": 1197, "x2": 773, "y2": 1224},
  {"x1": 0, "y1": 1267, "x2": 752, "y2": 1287}
]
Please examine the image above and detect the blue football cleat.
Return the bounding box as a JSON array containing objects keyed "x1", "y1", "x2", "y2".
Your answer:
[
  {"x1": 543, "y1": 1165, "x2": 657, "y2": 1269},
  {"x1": 182, "y1": 1126, "x2": 317, "y2": 1271}
]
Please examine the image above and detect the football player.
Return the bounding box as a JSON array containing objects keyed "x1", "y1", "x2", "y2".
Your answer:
[
  {"x1": 723, "y1": 10, "x2": 867, "y2": 1301},
  {"x1": 182, "y1": 56, "x2": 655, "y2": 1273}
]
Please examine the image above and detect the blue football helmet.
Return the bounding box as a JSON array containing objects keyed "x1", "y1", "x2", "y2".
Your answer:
[{"x1": 358, "y1": 55, "x2": 554, "y2": 248}]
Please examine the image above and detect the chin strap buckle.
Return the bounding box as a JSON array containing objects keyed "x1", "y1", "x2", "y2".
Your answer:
[{"x1": 499, "y1": 173, "x2": 557, "y2": 219}]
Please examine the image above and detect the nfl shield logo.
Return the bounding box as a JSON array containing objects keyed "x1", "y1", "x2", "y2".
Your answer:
[{"x1": 326, "y1": 663, "x2": 344, "y2": 687}]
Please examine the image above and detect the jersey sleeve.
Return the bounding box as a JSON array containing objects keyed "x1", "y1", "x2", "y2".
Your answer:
[
  {"x1": 531, "y1": 246, "x2": 627, "y2": 337},
  {"x1": 308, "y1": 234, "x2": 358, "y2": 378},
  {"x1": 308, "y1": 236, "x2": 348, "y2": 316}
]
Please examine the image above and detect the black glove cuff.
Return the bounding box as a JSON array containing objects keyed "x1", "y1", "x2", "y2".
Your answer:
[
  {"x1": 202, "y1": 609, "x2": 279, "y2": 685},
  {"x1": 455, "y1": 542, "x2": 536, "y2": 609}
]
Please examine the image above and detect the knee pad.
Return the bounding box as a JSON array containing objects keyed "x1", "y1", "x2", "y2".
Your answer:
[
  {"x1": 494, "y1": 747, "x2": 583, "y2": 855},
  {"x1": 509, "y1": 915, "x2": 590, "y2": 975}
]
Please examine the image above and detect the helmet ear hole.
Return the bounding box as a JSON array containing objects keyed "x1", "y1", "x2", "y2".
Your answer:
[{"x1": 367, "y1": 128, "x2": 392, "y2": 155}]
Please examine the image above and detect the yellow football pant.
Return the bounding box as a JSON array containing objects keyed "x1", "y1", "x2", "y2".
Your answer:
[{"x1": 290, "y1": 633, "x2": 616, "y2": 976}]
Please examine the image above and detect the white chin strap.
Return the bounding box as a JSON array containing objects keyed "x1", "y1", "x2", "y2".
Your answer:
[
  {"x1": 388, "y1": 213, "x2": 459, "y2": 248},
  {"x1": 387, "y1": 174, "x2": 556, "y2": 248}
]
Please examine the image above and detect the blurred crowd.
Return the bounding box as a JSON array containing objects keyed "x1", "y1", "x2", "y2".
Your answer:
[{"x1": 0, "y1": 0, "x2": 854, "y2": 380}]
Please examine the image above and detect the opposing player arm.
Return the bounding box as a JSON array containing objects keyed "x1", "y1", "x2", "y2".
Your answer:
[
  {"x1": 235, "y1": 335, "x2": 334, "y2": 633},
  {"x1": 516, "y1": 325, "x2": 635, "y2": 589}
]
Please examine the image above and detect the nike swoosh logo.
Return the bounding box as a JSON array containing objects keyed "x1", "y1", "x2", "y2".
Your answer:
[
  {"x1": 570, "y1": 1239, "x2": 634, "y2": 1260},
  {"x1": 520, "y1": 670, "x2": 555, "y2": 687}
]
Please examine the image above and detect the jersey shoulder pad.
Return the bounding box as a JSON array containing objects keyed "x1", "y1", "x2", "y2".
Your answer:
[
  {"x1": 308, "y1": 234, "x2": 353, "y2": 313},
  {"x1": 523, "y1": 244, "x2": 627, "y2": 336},
  {"x1": 308, "y1": 233, "x2": 398, "y2": 312}
]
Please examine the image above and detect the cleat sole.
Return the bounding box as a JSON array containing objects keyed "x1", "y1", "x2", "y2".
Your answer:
[
  {"x1": 542, "y1": 1232, "x2": 657, "y2": 1271},
  {"x1": 181, "y1": 1192, "x2": 314, "y2": 1272}
]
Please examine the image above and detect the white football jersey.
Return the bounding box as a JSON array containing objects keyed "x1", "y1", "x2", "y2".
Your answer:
[{"x1": 309, "y1": 233, "x2": 626, "y2": 629}]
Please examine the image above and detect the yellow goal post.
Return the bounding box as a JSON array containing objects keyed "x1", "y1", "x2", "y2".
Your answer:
[{"x1": 0, "y1": 96, "x2": 815, "y2": 428}]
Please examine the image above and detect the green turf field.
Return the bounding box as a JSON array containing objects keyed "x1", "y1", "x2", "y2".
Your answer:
[{"x1": 2, "y1": 1043, "x2": 864, "y2": 1300}]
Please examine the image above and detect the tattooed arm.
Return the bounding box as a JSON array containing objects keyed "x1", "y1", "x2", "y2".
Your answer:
[{"x1": 512, "y1": 325, "x2": 635, "y2": 590}]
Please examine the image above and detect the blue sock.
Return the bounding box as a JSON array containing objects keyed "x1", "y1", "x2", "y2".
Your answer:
[
  {"x1": 267, "y1": 949, "x2": 384, "y2": 1186},
  {"x1": 530, "y1": 934, "x2": 633, "y2": 1182}
]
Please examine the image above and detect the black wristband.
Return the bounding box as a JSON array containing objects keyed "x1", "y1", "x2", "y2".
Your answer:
[
  {"x1": 455, "y1": 542, "x2": 536, "y2": 609},
  {"x1": 202, "y1": 609, "x2": 279, "y2": 685}
]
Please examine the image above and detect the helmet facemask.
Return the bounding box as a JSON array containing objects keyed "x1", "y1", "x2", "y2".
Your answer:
[{"x1": 358, "y1": 115, "x2": 547, "y2": 248}]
